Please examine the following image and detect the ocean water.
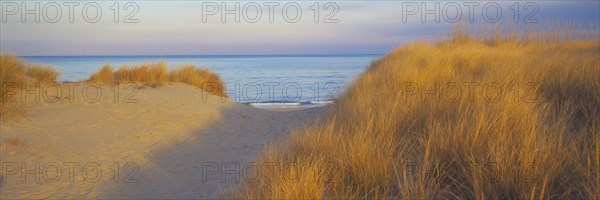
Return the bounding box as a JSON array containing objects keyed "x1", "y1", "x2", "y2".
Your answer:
[{"x1": 22, "y1": 55, "x2": 381, "y2": 108}]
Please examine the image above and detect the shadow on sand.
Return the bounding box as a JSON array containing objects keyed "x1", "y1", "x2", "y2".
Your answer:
[{"x1": 95, "y1": 104, "x2": 327, "y2": 199}]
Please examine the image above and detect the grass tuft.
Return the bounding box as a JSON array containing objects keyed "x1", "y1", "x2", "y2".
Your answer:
[
  {"x1": 1, "y1": 53, "x2": 61, "y2": 118},
  {"x1": 0, "y1": 53, "x2": 26, "y2": 103},
  {"x1": 89, "y1": 64, "x2": 115, "y2": 83},
  {"x1": 170, "y1": 65, "x2": 227, "y2": 97},
  {"x1": 88, "y1": 62, "x2": 227, "y2": 97},
  {"x1": 114, "y1": 61, "x2": 168, "y2": 87},
  {"x1": 25, "y1": 64, "x2": 61, "y2": 83}
]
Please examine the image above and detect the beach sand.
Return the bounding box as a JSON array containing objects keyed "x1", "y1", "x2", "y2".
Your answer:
[{"x1": 0, "y1": 83, "x2": 326, "y2": 199}]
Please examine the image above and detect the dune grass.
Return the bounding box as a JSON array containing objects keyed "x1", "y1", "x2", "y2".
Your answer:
[
  {"x1": 0, "y1": 54, "x2": 27, "y2": 117},
  {"x1": 90, "y1": 62, "x2": 168, "y2": 86},
  {"x1": 114, "y1": 61, "x2": 169, "y2": 87},
  {"x1": 170, "y1": 65, "x2": 227, "y2": 97},
  {"x1": 89, "y1": 64, "x2": 115, "y2": 83},
  {"x1": 89, "y1": 62, "x2": 227, "y2": 97},
  {"x1": 234, "y1": 29, "x2": 600, "y2": 198},
  {"x1": 0, "y1": 54, "x2": 26, "y2": 102},
  {"x1": 25, "y1": 64, "x2": 61, "y2": 83},
  {"x1": 1, "y1": 54, "x2": 61, "y2": 118}
]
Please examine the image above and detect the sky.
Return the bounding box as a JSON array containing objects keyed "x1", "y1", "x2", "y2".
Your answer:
[{"x1": 1, "y1": 0, "x2": 599, "y2": 56}]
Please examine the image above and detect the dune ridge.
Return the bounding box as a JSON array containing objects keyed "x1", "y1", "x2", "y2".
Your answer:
[{"x1": 234, "y1": 31, "x2": 600, "y2": 198}]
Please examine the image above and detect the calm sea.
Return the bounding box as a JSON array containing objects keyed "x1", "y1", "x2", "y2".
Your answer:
[{"x1": 22, "y1": 55, "x2": 381, "y2": 108}]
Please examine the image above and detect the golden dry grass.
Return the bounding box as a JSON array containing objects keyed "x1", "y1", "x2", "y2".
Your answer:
[
  {"x1": 0, "y1": 54, "x2": 27, "y2": 117},
  {"x1": 234, "y1": 32, "x2": 600, "y2": 198},
  {"x1": 0, "y1": 54, "x2": 26, "y2": 103},
  {"x1": 1, "y1": 54, "x2": 61, "y2": 118},
  {"x1": 25, "y1": 64, "x2": 61, "y2": 83},
  {"x1": 114, "y1": 61, "x2": 168, "y2": 87},
  {"x1": 170, "y1": 65, "x2": 227, "y2": 97},
  {"x1": 89, "y1": 62, "x2": 227, "y2": 97},
  {"x1": 89, "y1": 64, "x2": 115, "y2": 83}
]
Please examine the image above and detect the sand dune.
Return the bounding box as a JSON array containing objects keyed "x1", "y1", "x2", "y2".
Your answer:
[{"x1": 0, "y1": 83, "x2": 326, "y2": 199}]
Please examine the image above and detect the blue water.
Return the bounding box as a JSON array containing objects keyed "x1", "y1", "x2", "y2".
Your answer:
[{"x1": 22, "y1": 55, "x2": 380, "y2": 107}]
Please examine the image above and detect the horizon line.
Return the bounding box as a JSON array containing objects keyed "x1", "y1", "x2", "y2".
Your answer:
[{"x1": 18, "y1": 53, "x2": 385, "y2": 57}]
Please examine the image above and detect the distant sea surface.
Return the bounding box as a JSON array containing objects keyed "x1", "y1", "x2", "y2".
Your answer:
[{"x1": 23, "y1": 55, "x2": 381, "y2": 108}]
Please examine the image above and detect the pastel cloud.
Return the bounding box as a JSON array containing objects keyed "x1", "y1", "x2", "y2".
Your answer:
[{"x1": 0, "y1": 1, "x2": 597, "y2": 55}]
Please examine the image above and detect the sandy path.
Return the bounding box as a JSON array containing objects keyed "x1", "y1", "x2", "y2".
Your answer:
[{"x1": 0, "y1": 83, "x2": 326, "y2": 199}]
